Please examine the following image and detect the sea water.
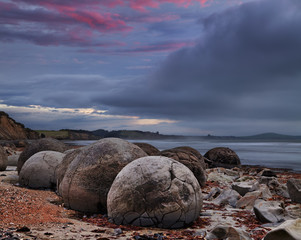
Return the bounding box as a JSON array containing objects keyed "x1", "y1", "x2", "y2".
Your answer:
[{"x1": 64, "y1": 139, "x2": 301, "y2": 172}]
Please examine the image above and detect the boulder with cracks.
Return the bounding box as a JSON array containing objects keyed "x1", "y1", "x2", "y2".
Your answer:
[{"x1": 107, "y1": 156, "x2": 203, "y2": 229}]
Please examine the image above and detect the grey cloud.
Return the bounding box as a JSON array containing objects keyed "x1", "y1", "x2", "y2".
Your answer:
[{"x1": 95, "y1": 0, "x2": 301, "y2": 127}]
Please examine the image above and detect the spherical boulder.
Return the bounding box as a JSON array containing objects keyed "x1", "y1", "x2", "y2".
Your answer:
[
  {"x1": 204, "y1": 147, "x2": 241, "y2": 169},
  {"x1": 133, "y1": 142, "x2": 160, "y2": 156},
  {"x1": 17, "y1": 138, "x2": 68, "y2": 173},
  {"x1": 160, "y1": 148, "x2": 207, "y2": 187},
  {"x1": 0, "y1": 146, "x2": 8, "y2": 171},
  {"x1": 59, "y1": 138, "x2": 147, "y2": 213},
  {"x1": 107, "y1": 156, "x2": 203, "y2": 229},
  {"x1": 19, "y1": 151, "x2": 65, "y2": 189},
  {"x1": 172, "y1": 146, "x2": 207, "y2": 169}
]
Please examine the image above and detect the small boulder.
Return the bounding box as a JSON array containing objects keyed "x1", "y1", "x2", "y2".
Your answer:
[
  {"x1": 212, "y1": 188, "x2": 241, "y2": 208},
  {"x1": 232, "y1": 180, "x2": 259, "y2": 196},
  {"x1": 160, "y1": 148, "x2": 206, "y2": 187},
  {"x1": 204, "y1": 147, "x2": 241, "y2": 169},
  {"x1": 0, "y1": 146, "x2": 8, "y2": 171},
  {"x1": 59, "y1": 138, "x2": 147, "y2": 213},
  {"x1": 107, "y1": 156, "x2": 203, "y2": 229},
  {"x1": 264, "y1": 218, "x2": 301, "y2": 240},
  {"x1": 287, "y1": 178, "x2": 301, "y2": 203},
  {"x1": 208, "y1": 225, "x2": 251, "y2": 240},
  {"x1": 17, "y1": 138, "x2": 68, "y2": 173},
  {"x1": 254, "y1": 199, "x2": 285, "y2": 223},
  {"x1": 19, "y1": 151, "x2": 65, "y2": 189},
  {"x1": 133, "y1": 142, "x2": 160, "y2": 156}
]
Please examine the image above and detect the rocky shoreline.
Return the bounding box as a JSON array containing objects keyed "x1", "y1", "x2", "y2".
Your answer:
[{"x1": 1, "y1": 141, "x2": 301, "y2": 240}]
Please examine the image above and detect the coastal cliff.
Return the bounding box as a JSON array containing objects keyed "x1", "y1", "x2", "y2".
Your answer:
[{"x1": 0, "y1": 112, "x2": 39, "y2": 140}]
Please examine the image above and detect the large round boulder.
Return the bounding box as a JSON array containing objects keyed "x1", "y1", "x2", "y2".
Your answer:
[
  {"x1": 133, "y1": 142, "x2": 160, "y2": 156},
  {"x1": 204, "y1": 147, "x2": 241, "y2": 169},
  {"x1": 17, "y1": 138, "x2": 68, "y2": 173},
  {"x1": 160, "y1": 148, "x2": 207, "y2": 187},
  {"x1": 0, "y1": 146, "x2": 8, "y2": 171},
  {"x1": 19, "y1": 151, "x2": 65, "y2": 189},
  {"x1": 59, "y1": 138, "x2": 147, "y2": 213},
  {"x1": 172, "y1": 146, "x2": 207, "y2": 169},
  {"x1": 108, "y1": 156, "x2": 203, "y2": 229}
]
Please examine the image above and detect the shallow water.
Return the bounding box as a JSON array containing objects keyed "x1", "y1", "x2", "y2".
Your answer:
[{"x1": 64, "y1": 139, "x2": 301, "y2": 172}]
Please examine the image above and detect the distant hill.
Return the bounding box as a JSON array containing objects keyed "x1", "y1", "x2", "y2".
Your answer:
[
  {"x1": 243, "y1": 132, "x2": 301, "y2": 141},
  {"x1": 0, "y1": 111, "x2": 39, "y2": 140}
]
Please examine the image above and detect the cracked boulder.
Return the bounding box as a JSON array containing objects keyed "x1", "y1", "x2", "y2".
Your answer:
[
  {"x1": 0, "y1": 145, "x2": 8, "y2": 171},
  {"x1": 17, "y1": 138, "x2": 68, "y2": 173},
  {"x1": 264, "y1": 219, "x2": 301, "y2": 240},
  {"x1": 287, "y1": 178, "x2": 301, "y2": 203},
  {"x1": 133, "y1": 142, "x2": 160, "y2": 156},
  {"x1": 59, "y1": 138, "x2": 147, "y2": 213},
  {"x1": 204, "y1": 147, "x2": 241, "y2": 169},
  {"x1": 160, "y1": 148, "x2": 207, "y2": 187},
  {"x1": 107, "y1": 156, "x2": 203, "y2": 229},
  {"x1": 19, "y1": 151, "x2": 65, "y2": 189}
]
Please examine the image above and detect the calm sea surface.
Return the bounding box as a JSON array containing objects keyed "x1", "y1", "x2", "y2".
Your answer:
[{"x1": 64, "y1": 139, "x2": 301, "y2": 172}]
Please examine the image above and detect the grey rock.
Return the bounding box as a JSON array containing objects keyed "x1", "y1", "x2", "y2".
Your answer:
[
  {"x1": 7, "y1": 153, "x2": 20, "y2": 166},
  {"x1": 287, "y1": 178, "x2": 301, "y2": 203},
  {"x1": 0, "y1": 145, "x2": 8, "y2": 171},
  {"x1": 19, "y1": 151, "x2": 65, "y2": 189},
  {"x1": 232, "y1": 181, "x2": 259, "y2": 196},
  {"x1": 1, "y1": 174, "x2": 19, "y2": 184},
  {"x1": 17, "y1": 138, "x2": 68, "y2": 173},
  {"x1": 254, "y1": 199, "x2": 285, "y2": 223},
  {"x1": 204, "y1": 187, "x2": 222, "y2": 200},
  {"x1": 286, "y1": 205, "x2": 301, "y2": 219},
  {"x1": 59, "y1": 138, "x2": 147, "y2": 213},
  {"x1": 107, "y1": 156, "x2": 202, "y2": 229},
  {"x1": 209, "y1": 225, "x2": 251, "y2": 240},
  {"x1": 264, "y1": 218, "x2": 301, "y2": 240},
  {"x1": 212, "y1": 188, "x2": 241, "y2": 207},
  {"x1": 260, "y1": 177, "x2": 289, "y2": 198}
]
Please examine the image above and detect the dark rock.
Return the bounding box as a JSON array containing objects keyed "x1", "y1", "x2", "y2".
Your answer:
[
  {"x1": 17, "y1": 138, "x2": 68, "y2": 173},
  {"x1": 204, "y1": 147, "x2": 241, "y2": 169},
  {"x1": 0, "y1": 145, "x2": 8, "y2": 171},
  {"x1": 160, "y1": 148, "x2": 206, "y2": 187},
  {"x1": 287, "y1": 178, "x2": 301, "y2": 203},
  {"x1": 133, "y1": 142, "x2": 160, "y2": 156},
  {"x1": 16, "y1": 226, "x2": 30, "y2": 232},
  {"x1": 172, "y1": 146, "x2": 207, "y2": 169}
]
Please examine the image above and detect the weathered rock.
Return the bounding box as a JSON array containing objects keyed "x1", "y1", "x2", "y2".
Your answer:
[
  {"x1": 107, "y1": 156, "x2": 203, "y2": 229},
  {"x1": 19, "y1": 151, "x2": 65, "y2": 189},
  {"x1": 172, "y1": 146, "x2": 207, "y2": 169},
  {"x1": 212, "y1": 188, "x2": 241, "y2": 207},
  {"x1": 287, "y1": 178, "x2": 301, "y2": 203},
  {"x1": 232, "y1": 180, "x2": 259, "y2": 196},
  {"x1": 0, "y1": 145, "x2": 8, "y2": 171},
  {"x1": 286, "y1": 205, "x2": 301, "y2": 219},
  {"x1": 160, "y1": 148, "x2": 207, "y2": 187},
  {"x1": 204, "y1": 187, "x2": 222, "y2": 200},
  {"x1": 207, "y1": 169, "x2": 236, "y2": 185},
  {"x1": 260, "y1": 177, "x2": 289, "y2": 198},
  {"x1": 208, "y1": 225, "x2": 251, "y2": 240},
  {"x1": 17, "y1": 138, "x2": 68, "y2": 173},
  {"x1": 204, "y1": 147, "x2": 241, "y2": 169},
  {"x1": 258, "y1": 169, "x2": 277, "y2": 178},
  {"x1": 236, "y1": 185, "x2": 272, "y2": 210},
  {"x1": 133, "y1": 142, "x2": 160, "y2": 156},
  {"x1": 59, "y1": 138, "x2": 147, "y2": 213},
  {"x1": 254, "y1": 200, "x2": 285, "y2": 223},
  {"x1": 7, "y1": 152, "x2": 20, "y2": 166},
  {"x1": 1, "y1": 174, "x2": 19, "y2": 184},
  {"x1": 264, "y1": 218, "x2": 301, "y2": 240}
]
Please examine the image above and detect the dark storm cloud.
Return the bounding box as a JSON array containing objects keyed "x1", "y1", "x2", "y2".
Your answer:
[{"x1": 95, "y1": 0, "x2": 301, "y2": 124}]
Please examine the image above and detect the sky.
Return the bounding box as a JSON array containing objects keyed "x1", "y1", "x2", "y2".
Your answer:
[{"x1": 1, "y1": 0, "x2": 301, "y2": 136}]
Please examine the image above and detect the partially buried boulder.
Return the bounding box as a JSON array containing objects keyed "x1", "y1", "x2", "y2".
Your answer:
[
  {"x1": 59, "y1": 138, "x2": 147, "y2": 213},
  {"x1": 17, "y1": 138, "x2": 68, "y2": 173},
  {"x1": 19, "y1": 151, "x2": 65, "y2": 189},
  {"x1": 204, "y1": 147, "x2": 241, "y2": 169},
  {"x1": 0, "y1": 146, "x2": 8, "y2": 171},
  {"x1": 107, "y1": 156, "x2": 203, "y2": 229},
  {"x1": 160, "y1": 148, "x2": 207, "y2": 187},
  {"x1": 133, "y1": 142, "x2": 160, "y2": 156}
]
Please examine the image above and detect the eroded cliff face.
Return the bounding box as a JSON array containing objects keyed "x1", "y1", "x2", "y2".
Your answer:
[{"x1": 0, "y1": 112, "x2": 39, "y2": 140}]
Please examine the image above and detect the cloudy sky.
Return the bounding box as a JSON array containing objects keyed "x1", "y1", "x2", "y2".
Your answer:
[{"x1": 1, "y1": 0, "x2": 301, "y2": 136}]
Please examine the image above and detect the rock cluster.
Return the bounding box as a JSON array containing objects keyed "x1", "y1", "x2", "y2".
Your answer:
[
  {"x1": 17, "y1": 138, "x2": 68, "y2": 173},
  {"x1": 107, "y1": 156, "x2": 203, "y2": 228}
]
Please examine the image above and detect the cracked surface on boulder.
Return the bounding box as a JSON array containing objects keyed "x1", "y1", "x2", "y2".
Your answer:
[
  {"x1": 160, "y1": 148, "x2": 207, "y2": 187},
  {"x1": 59, "y1": 138, "x2": 147, "y2": 213},
  {"x1": 204, "y1": 147, "x2": 241, "y2": 169},
  {"x1": 107, "y1": 156, "x2": 203, "y2": 229}
]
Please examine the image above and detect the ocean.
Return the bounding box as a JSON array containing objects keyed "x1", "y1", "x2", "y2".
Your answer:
[{"x1": 64, "y1": 139, "x2": 301, "y2": 172}]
